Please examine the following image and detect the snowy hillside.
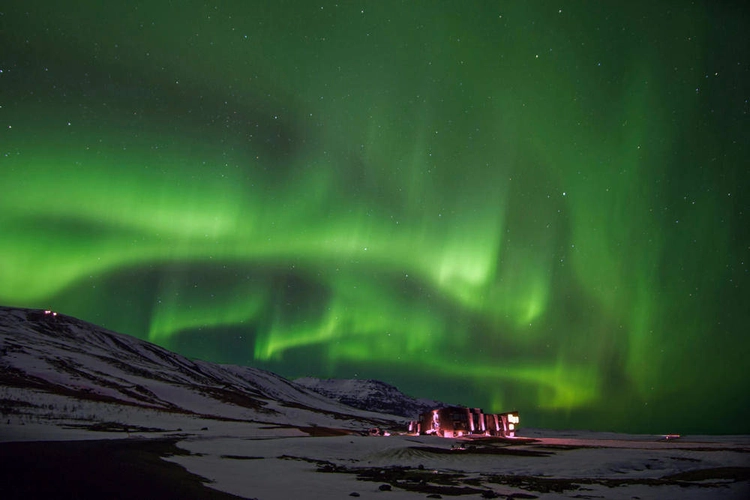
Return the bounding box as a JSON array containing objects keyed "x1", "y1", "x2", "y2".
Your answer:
[
  {"x1": 0, "y1": 306, "x2": 402, "y2": 438},
  {"x1": 295, "y1": 377, "x2": 445, "y2": 418}
]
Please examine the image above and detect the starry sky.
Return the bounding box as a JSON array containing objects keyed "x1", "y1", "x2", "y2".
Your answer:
[{"x1": 1, "y1": 1, "x2": 748, "y2": 434}]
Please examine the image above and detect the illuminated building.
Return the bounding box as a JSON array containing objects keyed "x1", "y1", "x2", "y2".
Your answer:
[{"x1": 408, "y1": 407, "x2": 519, "y2": 438}]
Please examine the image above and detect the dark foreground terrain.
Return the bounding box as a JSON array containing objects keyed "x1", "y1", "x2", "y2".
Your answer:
[{"x1": 0, "y1": 438, "x2": 241, "y2": 500}]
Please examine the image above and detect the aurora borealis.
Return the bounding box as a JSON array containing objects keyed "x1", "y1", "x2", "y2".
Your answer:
[{"x1": 1, "y1": 1, "x2": 748, "y2": 434}]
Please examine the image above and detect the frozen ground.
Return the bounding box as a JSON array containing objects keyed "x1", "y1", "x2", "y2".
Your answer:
[
  {"x1": 3, "y1": 419, "x2": 748, "y2": 499},
  {"x1": 166, "y1": 429, "x2": 750, "y2": 499}
]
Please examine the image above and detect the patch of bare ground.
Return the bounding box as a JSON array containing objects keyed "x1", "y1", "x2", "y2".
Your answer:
[
  {"x1": 62, "y1": 421, "x2": 169, "y2": 433},
  {"x1": 0, "y1": 397, "x2": 36, "y2": 415},
  {"x1": 664, "y1": 466, "x2": 750, "y2": 482},
  {"x1": 255, "y1": 423, "x2": 358, "y2": 436},
  {"x1": 297, "y1": 425, "x2": 359, "y2": 437},
  {"x1": 308, "y1": 456, "x2": 750, "y2": 497},
  {"x1": 409, "y1": 444, "x2": 553, "y2": 457},
  {"x1": 0, "y1": 438, "x2": 244, "y2": 500},
  {"x1": 486, "y1": 466, "x2": 750, "y2": 493},
  {"x1": 355, "y1": 467, "x2": 492, "y2": 496},
  {"x1": 316, "y1": 463, "x2": 500, "y2": 497},
  {"x1": 465, "y1": 436, "x2": 539, "y2": 445}
]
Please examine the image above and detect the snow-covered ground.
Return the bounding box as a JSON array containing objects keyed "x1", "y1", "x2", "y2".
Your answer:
[
  {"x1": 3, "y1": 417, "x2": 748, "y2": 499},
  {"x1": 6, "y1": 409, "x2": 747, "y2": 500},
  {"x1": 162, "y1": 431, "x2": 750, "y2": 499}
]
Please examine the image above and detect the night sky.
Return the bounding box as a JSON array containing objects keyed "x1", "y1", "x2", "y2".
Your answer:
[{"x1": 2, "y1": 1, "x2": 748, "y2": 434}]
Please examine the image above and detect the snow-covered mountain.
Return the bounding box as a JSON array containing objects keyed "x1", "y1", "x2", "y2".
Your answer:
[
  {"x1": 0, "y1": 306, "x2": 403, "y2": 436},
  {"x1": 295, "y1": 377, "x2": 445, "y2": 418}
]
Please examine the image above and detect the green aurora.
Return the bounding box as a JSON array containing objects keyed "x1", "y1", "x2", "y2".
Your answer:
[{"x1": 1, "y1": 1, "x2": 748, "y2": 434}]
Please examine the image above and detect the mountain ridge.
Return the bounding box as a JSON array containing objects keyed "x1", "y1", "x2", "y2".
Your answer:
[
  {"x1": 295, "y1": 376, "x2": 444, "y2": 418},
  {"x1": 0, "y1": 306, "x2": 412, "y2": 438}
]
